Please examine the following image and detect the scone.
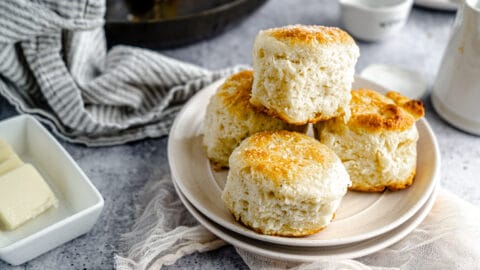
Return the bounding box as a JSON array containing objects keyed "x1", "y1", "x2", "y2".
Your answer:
[
  {"x1": 314, "y1": 89, "x2": 425, "y2": 192},
  {"x1": 203, "y1": 70, "x2": 306, "y2": 169},
  {"x1": 250, "y1": 25, "x2": 360, "y2": 124},
  {"x1": 222, "y1": 130, "x2": 350, "y2": 236}
]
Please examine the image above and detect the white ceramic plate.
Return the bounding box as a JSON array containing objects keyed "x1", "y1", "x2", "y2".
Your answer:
[
  {"x1": 175, "y1": 181, "x2": 437, "y2": 261},
  {"x1": 415, "y1": 0, "x2": 458, "y2": 11},
  {"x1": 0, "y1": 115, "x2": 104, "y2": 265},
  {"x1": 168, "y1": 76, "x2": 440, "y2": 247},
  {"x1": 360, "y1": 64, "x2": 428, "y2": 99}
]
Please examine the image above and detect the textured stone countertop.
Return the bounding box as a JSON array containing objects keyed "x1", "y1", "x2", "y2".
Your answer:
[{"x1": 1, "y1": 0, "x2": 479, "y2": 269}]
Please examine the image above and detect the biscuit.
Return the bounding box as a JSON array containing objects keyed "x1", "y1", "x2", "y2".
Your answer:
[
  {"x1": 222, "y1": 130, "x2": 350, "y2": 236},
  {"x1": 250, "y1": 25, "x2": 360, "y2": 124},
  {"x1": 314, "y1": 89, "x2": 425, "y2": 192},
  {"x1": 203, "y1": 70, "x2": 306, "y2": 169}
]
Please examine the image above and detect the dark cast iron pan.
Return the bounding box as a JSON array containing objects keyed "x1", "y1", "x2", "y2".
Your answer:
[{"x1": 105, "y1": 0, "x2": 268, "y2": 49}]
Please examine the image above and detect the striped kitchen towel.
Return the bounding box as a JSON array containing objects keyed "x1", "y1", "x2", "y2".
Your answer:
[{"x1": 0, "y1": 0, "x2": 239, "y2": 146}]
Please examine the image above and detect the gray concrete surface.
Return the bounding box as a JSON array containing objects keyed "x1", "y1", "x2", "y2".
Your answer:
[{"x1": 1, "y1": 0, "x2": 479, "y2": 269}]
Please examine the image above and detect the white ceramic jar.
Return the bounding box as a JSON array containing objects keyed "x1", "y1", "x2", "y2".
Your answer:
[{"x1": 432, "y1": 0, "x2": 480, "y2": 135}]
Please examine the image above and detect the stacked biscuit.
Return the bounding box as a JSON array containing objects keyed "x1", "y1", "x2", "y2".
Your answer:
[
  {"x1": 202, "y1": 25, "x2": 424, "y2": 237},
  {"x1": 314, "y1": 90, "x2": 424, "y2": 192},
  {"x1": 203, "y1": 70, "x2": 307, "y2": 169}
]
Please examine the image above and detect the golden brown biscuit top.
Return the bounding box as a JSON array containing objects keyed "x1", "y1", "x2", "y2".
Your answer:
[
  {"x1": 266, "y1": 25, "x2": 355, "y2": 45},
  {"x1": 217, "y1": 70, "x2": 257, "y2": 119},
  {"x1": 348, "y1": 89, "x2": 425, "y2": 132},
  {"x1": 234, "y1": 130, "x2": 335, "y2": 185}
]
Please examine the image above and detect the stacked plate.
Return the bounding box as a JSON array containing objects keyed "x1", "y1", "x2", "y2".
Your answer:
[{"x1": 168, "y1": 77, "x2": 441, "y2": 262}]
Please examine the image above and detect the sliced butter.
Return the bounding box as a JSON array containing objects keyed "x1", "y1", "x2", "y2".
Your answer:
[
  {"x1": 0, "y1": 154, "x2": 23, "y2": 175},
  {"x1": 0, "y1": 164, "x2": 58, "y2": 230},
  {"x1": 0, "y1": 142, "x2": 16, "y2": 163}
]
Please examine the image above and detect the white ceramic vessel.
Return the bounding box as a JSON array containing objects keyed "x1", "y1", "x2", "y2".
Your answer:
[
  {"x1": 340, "y1": 0, "x2": 414, "y2": 41},
  {"x1": 0, "y1": 115, "x2": 104, "y2": 265},
  {"x1": 361, "y1": 64, "x2": 428, "y2": 99},
  {"x1": 175, "y1": 181, "x2": 438, "y2": 261},
  {"x1": 432, "y1": 0, "x2": 480, "y2": 135}
]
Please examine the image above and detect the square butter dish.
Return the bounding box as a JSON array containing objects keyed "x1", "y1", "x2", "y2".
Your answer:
[{"x1": 0, "y1": 115, "x2": 104, "y2": 265}]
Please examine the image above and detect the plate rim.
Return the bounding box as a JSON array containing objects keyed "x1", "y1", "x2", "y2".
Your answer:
[
  {"x1": 174, "y1": 180, "x2": 438, "y2": 261},
  {"x1": 168, "y1": 76, "x2": 441, "y2": 247}
]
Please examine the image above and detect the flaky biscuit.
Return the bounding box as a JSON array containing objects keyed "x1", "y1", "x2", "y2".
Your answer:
[
  {"x1": 314, "y1": 89, "x2": 424, "y2": 192},
  {"x1": 250, "y1": 25, "x2": 360, "y2": 124},
  {"x1": 202, "y1": 70, "x2": 306, "y2": 169},
  {"x1": 222, "y1": 130, "x2": 350, "y2": 236}
]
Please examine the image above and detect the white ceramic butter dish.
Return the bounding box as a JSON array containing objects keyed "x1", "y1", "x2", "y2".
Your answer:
[{"x1": 0, "y1": 115, "x2": 104, "y2": 265}]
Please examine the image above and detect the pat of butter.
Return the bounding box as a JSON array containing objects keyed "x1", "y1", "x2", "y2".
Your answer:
[
  {"x1": 0, "y1": 142, "x2": 16, "y2": 163},
  {"x1": 0, "y1": 164, "x2": 58, "y2": 230},
  {"x1": 0, "y1": 155, "x2": 23, "y2": 175}
]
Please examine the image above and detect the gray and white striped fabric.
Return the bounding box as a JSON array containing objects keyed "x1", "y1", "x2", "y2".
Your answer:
[{"x1": 0, "y1": 0, "x2": 239, "y2": 146}]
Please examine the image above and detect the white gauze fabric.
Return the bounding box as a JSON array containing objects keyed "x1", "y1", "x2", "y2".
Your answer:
[{"x1": 115, "y1": 178, "x2": 480, "y2": 270}]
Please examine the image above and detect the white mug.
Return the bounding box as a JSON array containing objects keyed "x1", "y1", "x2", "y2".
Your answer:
[
  {"x1": 432, "y1": 0, "x2": 480, "y2": 135},
  {"x1": 339, "y1": 0, "x2": 413, "y2": 41}
]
